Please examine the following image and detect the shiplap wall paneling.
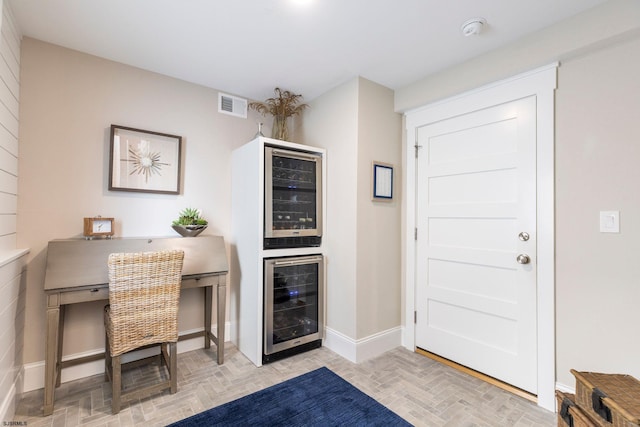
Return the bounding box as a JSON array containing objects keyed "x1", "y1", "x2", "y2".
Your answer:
[
  {"x1": 0, "y1": 0, "x2": 19, "y2": 253},
  {"x1": 0, "y1": 0, "x2": 22, "y2": 421}
]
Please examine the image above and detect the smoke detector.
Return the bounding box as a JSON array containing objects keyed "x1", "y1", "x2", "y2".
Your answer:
[{"x1": 461, "y1": 18, "x2": 486, "y2": 37}]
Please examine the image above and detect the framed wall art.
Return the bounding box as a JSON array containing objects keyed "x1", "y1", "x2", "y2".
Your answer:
[
  {"x1": 109, "y1": 125, "x2": 182, "y2": 194},
  {"x1": 372, "y1": 161, "x2": 393, "y2": 201}
]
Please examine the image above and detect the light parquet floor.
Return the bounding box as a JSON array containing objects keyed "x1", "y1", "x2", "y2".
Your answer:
[{"x1": 14, "y1": 344, "x2": 556, "y2": 426}]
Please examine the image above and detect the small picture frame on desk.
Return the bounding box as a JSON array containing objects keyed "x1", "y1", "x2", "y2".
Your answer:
[
  {"x1": 109, "y1": 124, "x2": 182, "y2": 194},
  {"x1": 372, "y1": 162, "x2": 393, "y2": 201}
]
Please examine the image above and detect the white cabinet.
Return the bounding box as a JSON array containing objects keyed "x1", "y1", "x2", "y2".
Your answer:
[{"x1": 231, "y1": 137, "x2": 326, "y2": 366}]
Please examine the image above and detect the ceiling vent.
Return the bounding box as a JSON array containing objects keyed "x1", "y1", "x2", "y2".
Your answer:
[{"x1": 218, "y1": 92, "x2": 247, "y2": 118}]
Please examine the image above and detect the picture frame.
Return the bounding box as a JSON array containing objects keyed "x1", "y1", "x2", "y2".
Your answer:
[
  {"x1": 109, "y1": 124, "x2": 182, "y2": 194},
  {"x1": 372, "y1": 161, "x2": 393, "y2": 201}
]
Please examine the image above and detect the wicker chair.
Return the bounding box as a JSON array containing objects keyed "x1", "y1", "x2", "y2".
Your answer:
[{"x1": 104, "y1": 250, "x2": 185, "y2": 414}]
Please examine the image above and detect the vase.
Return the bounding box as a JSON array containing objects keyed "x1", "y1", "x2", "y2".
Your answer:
[
  {"x1": 172, "y1": 224, "x2": 207, "y2": 237},
  {"x1": 254, "y1": 122, "x2": 264, "y2": 138},
  {"x1": 271, "y1": 114, "x2": 289, "y2": 141}
]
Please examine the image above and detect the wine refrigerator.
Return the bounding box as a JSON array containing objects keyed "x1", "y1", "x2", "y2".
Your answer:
[
  {"x1": 264, "y1": 146, "x2": 322, "y2": 249},
  {"x1": 263, "y1": 255, "x2": 324, "y2": 363}
]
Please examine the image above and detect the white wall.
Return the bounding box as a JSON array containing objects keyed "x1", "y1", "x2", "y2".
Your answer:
[
  {"x1": 0, "y1": 0, "x2": 28, "y2": 421},
  {"x1": 396, "y1": 0, "x2": 640, "y2": 390},
  {"x1": 16, "y1": 38, "x2": 262, "y2": 389},
  {"x1": 0, "y1": 0, "x2": 18, "y2": 252},
  {"x1": 0, "y1": 255, "x2": 27, "y2": 421}
]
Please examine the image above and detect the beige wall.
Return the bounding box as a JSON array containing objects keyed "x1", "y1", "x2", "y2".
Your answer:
[
  {"x1": 300, "y1": 77, "x2": 402, "y2": 345},
  {"x1": 555, "y1": 36, "x2": 640, "y2": 386},
  {"x1": 355, "y1": 78, "x2": 401, "y2": 338},
  {"x1": 397, "y1": 0, "x2": 640, "y2": 388},
  {"x1": 20, "y1": 0, "x2": 635, "y2": 395},
  {"x1": 17, "y1": 38, "x2": 261, "y2": 368},
  {"x1": 17, "y1": 38, "x2": 404, "y2": 383},
  {"x1": 299, "y1": 78, "x2": 360, "y2": 338}
]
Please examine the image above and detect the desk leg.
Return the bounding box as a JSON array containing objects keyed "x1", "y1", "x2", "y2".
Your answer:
[
  {"x1": 44, "y1": 304, "x2": 60, "y2": 416},
  {"x1": 216, "y1": 282, "x2": 226, "y2": 365},
  {"x1": 204, "y1": 286, "x2": 212, "y2": 350},
  {"x1": 56, "y1": 305, "x2": 65, "y2": 387}
]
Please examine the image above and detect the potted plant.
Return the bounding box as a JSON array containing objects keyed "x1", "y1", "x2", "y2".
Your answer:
[
  {"x1": 248, "y1": 87, "x2": 309, "y2": 141},
  {"x1": 172, "y1": 207, "x2": 208, "y2": 237}
]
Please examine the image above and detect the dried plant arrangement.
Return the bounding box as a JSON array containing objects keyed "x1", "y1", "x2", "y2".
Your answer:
[{"x1": 249, "y1": 87, "x2": 309, "y2": 141}]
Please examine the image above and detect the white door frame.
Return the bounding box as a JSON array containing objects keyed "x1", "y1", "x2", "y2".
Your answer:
[{"x1": 403, "y1": 63, "x2": 557, "y2": 411}]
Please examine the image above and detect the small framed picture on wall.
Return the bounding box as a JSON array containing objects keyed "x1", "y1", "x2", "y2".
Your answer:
[{"x1": 372, "y1": 161, "x2": 393, "y2": 201}]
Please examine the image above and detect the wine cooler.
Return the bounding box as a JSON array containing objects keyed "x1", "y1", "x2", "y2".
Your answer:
[
  {"x1": 264, "y1": 146, "x2": 322, "y2": 249},
  {"x1": 263, "y1": 255, "x2": 324, "y2": 363},
  {"x1": 232, "y1": 137, "x2": 326, "y2": 366}
]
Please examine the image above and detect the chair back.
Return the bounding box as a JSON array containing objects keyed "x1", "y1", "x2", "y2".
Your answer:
[{"x1": 106, "y1": 249, "x2": 184, "y2": 356}]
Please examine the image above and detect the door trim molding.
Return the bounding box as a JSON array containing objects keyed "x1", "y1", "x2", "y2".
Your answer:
[{"x1": 402, "y1": 63, "x2": 557, "y2": 411}]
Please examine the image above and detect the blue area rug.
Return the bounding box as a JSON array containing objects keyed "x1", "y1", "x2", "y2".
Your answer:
[{"x1": 168, "y1": 367, "x2": 412, "y2": 426}]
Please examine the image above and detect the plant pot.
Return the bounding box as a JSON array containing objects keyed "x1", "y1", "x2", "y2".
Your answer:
[{"x1": 172, "y1": 224, "x2": 207, "y2": 237}]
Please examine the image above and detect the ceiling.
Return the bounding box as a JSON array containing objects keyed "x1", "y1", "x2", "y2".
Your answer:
[{"x1": 8, "y1": 0, "x2": 608, "y2": 103}]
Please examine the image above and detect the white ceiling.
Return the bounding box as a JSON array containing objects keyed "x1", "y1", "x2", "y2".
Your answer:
[{"x1": 8, "y1": 0, "x2": 608, "y2": 102}]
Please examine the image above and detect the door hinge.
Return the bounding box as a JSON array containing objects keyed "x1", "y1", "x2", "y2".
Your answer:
[
  {"x1": 414, "y1": 145, "x2": 421, "y2": 158},
  {"x1": 414, "y1": 227, "x2": 418, "y2": 240},
  {"x1": 414, "y1": 311, "x2": 417, "y2": 324}
]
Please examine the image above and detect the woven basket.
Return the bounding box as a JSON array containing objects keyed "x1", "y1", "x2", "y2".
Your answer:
[
  {"x1": 571, "y1": 370, "x2": 640, "y2": 427},
  {"x1": 105, "y1": 250, "x2": 184, "y2": 357},
  {"x1": 557, "y1": 391, "x2": 606, "y2": 427}
]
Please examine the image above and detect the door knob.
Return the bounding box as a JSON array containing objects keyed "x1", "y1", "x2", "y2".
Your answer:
[{"x1": 517, "y1": 254, "x2": 530, "y2": 264}]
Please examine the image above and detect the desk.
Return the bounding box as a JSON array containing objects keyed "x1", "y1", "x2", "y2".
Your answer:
[{"x1": 42, "y1": 236, "x2": 229, "y2": 416}]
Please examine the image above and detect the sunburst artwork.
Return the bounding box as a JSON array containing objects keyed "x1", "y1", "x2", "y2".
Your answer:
[
  {"x1": 109, "y1": 125, "x2": 182, "y2": 194},
  {"x1": 127, "y1": 140, "x2": 169, "y2": 183}
]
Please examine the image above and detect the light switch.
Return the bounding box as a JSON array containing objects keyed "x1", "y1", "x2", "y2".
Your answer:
[{"x1": 599, "y1": 211, "x2": 620, "y2": 233}]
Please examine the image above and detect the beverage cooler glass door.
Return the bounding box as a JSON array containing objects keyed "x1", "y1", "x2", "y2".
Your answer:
[
  {"x1": 265, "y1": 147, "x2": 322, "y2": 239},
  {"x1": 264, "y1": 255, "x2": 324, "y2": 356}
]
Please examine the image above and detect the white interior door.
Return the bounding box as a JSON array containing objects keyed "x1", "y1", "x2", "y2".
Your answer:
[{"x1": 415, "y1": 96, "x2": 538, "y2": 394}]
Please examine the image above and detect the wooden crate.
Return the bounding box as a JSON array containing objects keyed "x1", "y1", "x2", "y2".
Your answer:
[
  {"x1": 571, "y1": 370, "x2": 640, "y2": 427},
  {"x1": 557, "y1": 391, "x2": 606, "y2": 427}
]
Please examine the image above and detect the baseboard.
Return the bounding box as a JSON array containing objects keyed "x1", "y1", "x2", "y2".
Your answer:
[
  {"x1": 323, "y1": 326, "x2": 402, "y2": 363},
  {"x1": 323, "y1": 327, "x2": 356, "y2": 362},
  {"x1": 22, "y1": 323, "x2": 230, "y2": 393},
  {"x1": 555, "y1": 381, "x2": 575, "y2": 394}
]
